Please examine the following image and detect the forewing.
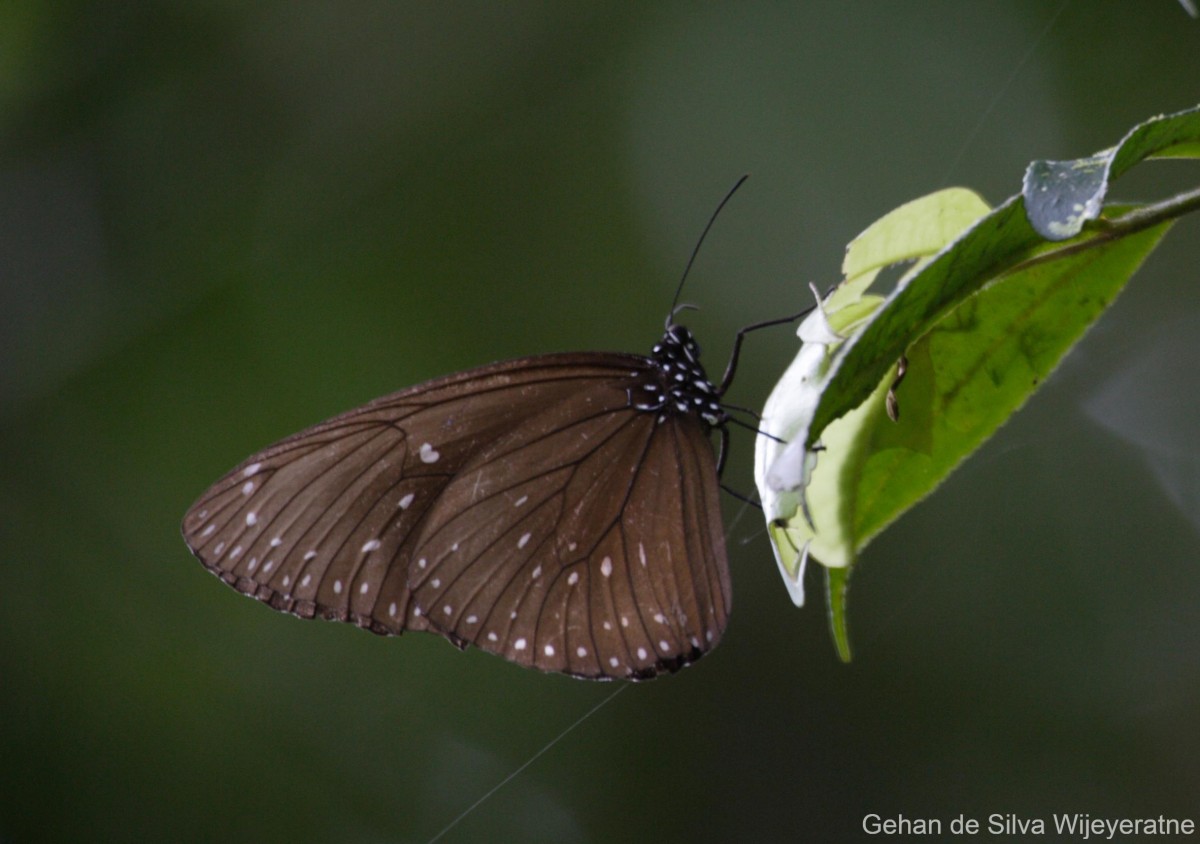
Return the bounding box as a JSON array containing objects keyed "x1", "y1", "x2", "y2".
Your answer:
[
  {"x1": 409, "y1": 384, "x2": 732, "y2": 680},
  {"x1": 181, "y1": 354, "x2": 647, "y2": 636}
]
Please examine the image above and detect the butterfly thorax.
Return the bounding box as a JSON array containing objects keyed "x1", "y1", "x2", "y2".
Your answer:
[{"x1": 633, "y1": 324, "x2": 724, "y2": 427}]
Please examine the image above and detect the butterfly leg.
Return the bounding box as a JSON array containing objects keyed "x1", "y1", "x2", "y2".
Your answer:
[
  {"x1": 715, "y1": 423, "x2": 730, "y2": 478},
  {"x1": 716, "y1": 303, "x2": 825, "y2": 396}
]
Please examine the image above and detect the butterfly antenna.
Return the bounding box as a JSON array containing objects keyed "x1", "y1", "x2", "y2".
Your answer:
[{"x1": 667, "y1": 174, "x2": 751, "y2": 328}]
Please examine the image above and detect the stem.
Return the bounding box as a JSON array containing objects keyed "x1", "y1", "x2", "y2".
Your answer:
[
  {"x1": 1101, "y1": 183, "x2": 1200, "y2": 233},
  {"x1": 1009, "y1": 183, "x2": 1200, "y2": 274}
]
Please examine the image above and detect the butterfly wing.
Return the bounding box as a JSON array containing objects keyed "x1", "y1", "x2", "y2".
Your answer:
[
  {"x1": 408, "y1": 379, "x2": 731, "y2": 680},
  {"x1": 182, "y1": 355, "x2": 648, "y2": 636},
  {"x1": 182, "y1": 352, "x2": 731, "y2": 679}
]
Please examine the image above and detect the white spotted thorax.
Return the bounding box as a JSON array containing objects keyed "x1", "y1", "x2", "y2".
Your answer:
[{"x1": 633, "y1": 324, "x2": 723, "y2": 426}]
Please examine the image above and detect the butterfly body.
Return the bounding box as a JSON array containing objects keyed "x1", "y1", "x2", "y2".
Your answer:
[{"x1": 183, "y1": 324, "x2": 732, "y2": 680}]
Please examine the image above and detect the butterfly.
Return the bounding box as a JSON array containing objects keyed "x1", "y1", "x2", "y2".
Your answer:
[
  {"x1": 182, "y1": 180, "x2": 800, "y2": 681},
  {"x1": 184, "y1": 321, "x2": 750, "y2": 678}
]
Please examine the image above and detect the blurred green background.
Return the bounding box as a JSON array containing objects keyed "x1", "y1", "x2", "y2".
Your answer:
[{"x1": 3, "y1": 2, "x2": 1199, "y2": 841}]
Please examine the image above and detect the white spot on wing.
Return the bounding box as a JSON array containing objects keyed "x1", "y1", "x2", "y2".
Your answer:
[
  {"x1": 398, "y1": 492, "x2": 415, "y2": 509},
  {"x1": 488, "y1": 632, "x2": 498, "y2": 642},
  {"x1": 333, "y1": 580, "x2": 343, "y2": 594},
  {"x1": 303, "y1": 550, "x2": 317, "y2": 561},
  {"x1": 659, "y1": 640, "x2": 670, "y2": 652},
  {"x1": 229, "y1": 545, "x2": 243, "y2": 560},
  {"x1": 361, "y1": 538, "x2": 381, "y2": 552},
  {"x1": 262, "y1": 560, "x2": 273, "y2": 573},
  {"x1": 517, "y1": 532, "x2": 531, "y2": 549},
  {"x1": 567, "y1": 571, "x2": 579, "y2": 586},
  {"x1": 242, "y1": 481, "x2": 255, "y2": 496},
  {"x1": 465, "y1": 614, "x2": 478, "y2": 625},
  {"x1": 359, "y1": 582, "x2": 370, "y2": 595},
  {"x1": 544, "y1": 644, "x2": 555, "y2": 657},
  {"x1": 514, "y1": 638, "x2": 527, "y2": 651},
  {"x1": 609, "y1": 656, "x2": 619, "y2": 668},
  {"x1": 638, "y1": 542, "x2": 647, "y2": 567},
  {"x1": 514, "y1": 495, "x2": 528, "y2": 507},
  {"x1": 389, "y1": 602, "x2": 398, "y2": 617},
  {"x1": 419, "y1": 442, "x2": 440, "y2": 463},
  {"x1": 600, "y1": 556, "x2": 613, "y2": 578},
  {"x1": 201, "y1": 524, "x2": 215, "y2": 537},
  {"x1": 576, "y1": 646, "x2": 587, "y2": 658},
  {"x1": 417, "y1": 557, "x2": 427, "y2": 569},
  {"x1": 443, "y1": 605, "x2": 452, "y2": 616},
  {"x1": 300, "y1": 574, "x2": 312, "y2": 588},
  {"x1": 270, "y1": 537, "x2": 282, "y2": 547},
  {"x1": 431, "y1": 578, "x2": 441, "y2": 588},
  {"x1": 637, "y1": 647, "x2": 648, "y2": 661},
  {"x1": 243, "y1": 463, "x2": 262, "y2": 477},
  {"x1": 245, "y1": 512, "x2": 258, "y2": 526},
  {"x1": 531, "y1": 565, "x2": 542, "y2": 580}
]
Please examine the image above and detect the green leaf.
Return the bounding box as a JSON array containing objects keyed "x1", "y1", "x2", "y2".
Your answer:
[
  {"x1": 754, "y1": 190, "x2": 989, "y2": 603},
  {"x1": 806, "y1": 105, "x2": 1200, "y2": 462},
  {"x1": 851, "y1": 217, "x2": 1172, "y2": 548},
  {"x1": 757, "y1": 104, "x2": 1200, "y2": 658},
  {"x1": 826, "y1": 566, "x2": 852, "y2": 663},
  {"x1": 803, "y1": 197, "x2": 1045, "y2": 457},
  {"x1": 841, "y1": 187, "x2": 993, "y2": 289},
  {"x1": 1024, "y1": 103, "x2": 1200, "y2": 241}
]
